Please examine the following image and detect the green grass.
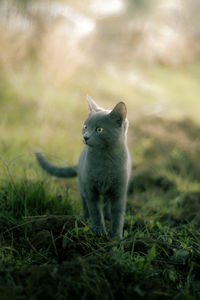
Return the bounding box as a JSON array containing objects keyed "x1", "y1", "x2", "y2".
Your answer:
[{"x1": 0, "y1": 62, "x2": 200, "y2": 299}]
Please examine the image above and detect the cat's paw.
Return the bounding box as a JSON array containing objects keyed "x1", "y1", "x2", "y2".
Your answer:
[
  {"x1": 111, "y1": 231, "x2": 123, "y2": 241},
  {"x1": 92, "y1": 225, "x2": 106, "y2": 236}
]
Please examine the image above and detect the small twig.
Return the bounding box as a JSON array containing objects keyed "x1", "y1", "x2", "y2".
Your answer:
[
  {"x1": 51, "y1": 230, "x2": 58, "y2": 257},
  {"x1": 3, "y1": 246, "x2": 19, "y2": 254},
  {"x1": 1, "y1": 220, "x2": 36, "y2": 235},
  {"x1": 80, "y1": 233, "x2": 139, "y2": 259},
  {"x1": 80, "y1": 220, "x2": 89, "y2": 227},
  {"x1": 81, "y1": 240, "x2": 119, "y2": 259},
  {"x1": 23, "y1": 215, "x2": 48, "y2": 219},
  {"x1": 27, "y1": 237, "x2": 49, "y2": 261}
]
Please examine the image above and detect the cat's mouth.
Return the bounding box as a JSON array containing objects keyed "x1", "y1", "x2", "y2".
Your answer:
[{"x1": 83, "y1": 139, "x2": 93, "y2": 147}]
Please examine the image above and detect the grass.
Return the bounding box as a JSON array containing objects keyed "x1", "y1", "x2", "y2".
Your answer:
[{"x1": 0, "y1": 62, "x2": 200, "y2": 299}]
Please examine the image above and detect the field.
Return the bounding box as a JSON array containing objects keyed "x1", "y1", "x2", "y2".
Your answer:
[{"x1": 0, "y1": 61, "x2": 200, "y2": 299}]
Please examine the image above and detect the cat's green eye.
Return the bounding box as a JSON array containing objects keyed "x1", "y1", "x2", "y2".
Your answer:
[
  {"x1": 83, "y1": 124, "x2": 87, "y2": 130},
  {"x1": 96, "y1": 127, "x2": 103, "y2": 133}
]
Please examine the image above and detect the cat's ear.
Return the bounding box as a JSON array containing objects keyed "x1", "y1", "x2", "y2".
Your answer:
[
  {"x1": 109, "y1": 102, "x2": 127, "y2": 125},
  {"x1": 86, "y1": 95, "x2": 101, "y2": 112}
]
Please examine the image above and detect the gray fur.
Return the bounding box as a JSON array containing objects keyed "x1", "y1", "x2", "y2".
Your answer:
[
  {"x1": 35, "y1": 96, "x2": 131, "y2": 240},
  {"x1": 35, "y1": 150, "x2": 77, "y2": 178}
]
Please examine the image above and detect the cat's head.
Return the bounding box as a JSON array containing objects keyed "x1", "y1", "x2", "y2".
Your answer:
[{"x1": 82, "y1": 95, "x2": 128, "y2": 148}]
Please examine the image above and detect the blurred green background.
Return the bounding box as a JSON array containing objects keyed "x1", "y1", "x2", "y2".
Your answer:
[{"x1": 0, "y1": 0, "x2": 200, "y2": 177}]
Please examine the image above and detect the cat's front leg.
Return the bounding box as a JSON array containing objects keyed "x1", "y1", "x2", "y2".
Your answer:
[
  {"x1": 110, "y1": 193, "x2": 127, "y2": 240},
  {"x1": 78, "y1": 183, "x2": 90, "y2": 221},
  {"x1": 86, "y1": 192, "x2": 106, "y2": 236},
  {"x1": 103, "y1": 200, "x2": 111, "y2": 220},
  {"x1": 81, "y1": 197, "x2": 90, "y2": 221}
]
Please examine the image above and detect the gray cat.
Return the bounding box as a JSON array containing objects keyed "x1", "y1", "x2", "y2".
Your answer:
[{"x1": 35, "y1": 96, "x2": 131, "y2": 240}]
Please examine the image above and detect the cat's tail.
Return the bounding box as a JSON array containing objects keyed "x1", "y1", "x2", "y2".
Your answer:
[{"x1": 34, "y1": 149, "x2": 78, "y2": 178}]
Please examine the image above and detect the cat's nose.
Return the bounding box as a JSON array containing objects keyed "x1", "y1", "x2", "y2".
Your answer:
[{"x1": 84, "y1": 135, "x2": 90, "y2": 142}]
